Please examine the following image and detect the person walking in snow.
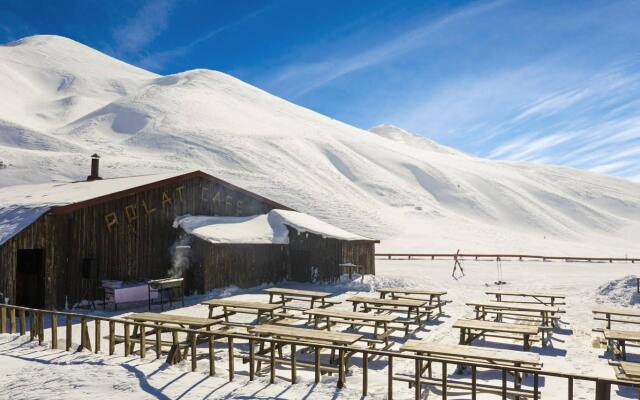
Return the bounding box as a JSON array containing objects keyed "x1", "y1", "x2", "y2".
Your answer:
[{"x1": 452, "y1": 249, "x2": 465, "y2": 279}]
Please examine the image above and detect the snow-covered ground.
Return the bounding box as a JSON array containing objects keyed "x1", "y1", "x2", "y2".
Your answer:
[
  {"x1": 2, "y1": 259, "x2": 640, "y2": 399},
  {"x1": 1, "y1": 35, "x2": 639, "y2": 256}
]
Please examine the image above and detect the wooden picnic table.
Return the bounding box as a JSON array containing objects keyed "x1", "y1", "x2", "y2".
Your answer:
[
  {"x1": 201, "y1": 299, "x2": 281, "y2": 323},
  {"x1": 399, "y1": 340, "x2": 542, "y2": 398},
  {"x1": 467, "y1": 300, "x2": 560, "y2": 327},
  {"x1": 303, "y1": 308, "x2": 399, "y2": 348},
  {"x1": 377, "y1": 287, "x2": 448, "y2": 314},
  {"x1": 453, "y1": 319, "x2": 539, "y2": 350},
  {"x1": 486, "y1": 290, "x2": 566, "y2": 306},
  {"x1": 604, "y1": 329, "x2": 640, "y2": 360},
  {"x1": 123, "y1": 312, "x2": 222, "y2": 364},
  {"x1": 339, "y1": 263, "x2": 364, "y2": 281},
  {"x1": 248, "y1": 324, "x2": 362, "y2": 388},
  {"x1": 347, "y1": 295, "x2": 429, "y2": 332},
  {"x1": 593, "y1": 306, "x2": 640, "y2": 330},
  {"x1": 615, "y1": 361, "x2": 640, "y2": 381},
  {"x1": 264, "y1": 287, "x2": 336, "y2": 314}
]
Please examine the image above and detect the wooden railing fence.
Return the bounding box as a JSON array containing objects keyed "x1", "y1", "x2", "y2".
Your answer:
[
  {"x1": 376, "y1": 253, "x2": 638, "y2": 263},
  {"x1": 0, "y1": 303, "x2": 635, "y2": 400}
]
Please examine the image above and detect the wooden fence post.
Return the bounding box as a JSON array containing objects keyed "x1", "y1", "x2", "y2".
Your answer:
[
  {"x1": 190, "y1": 333, "x2": 197, "y2": 371},
  {"x1": 363, "y1": 352, "x2": 368, "y2": 396},
  {"x1": 124, "y1": 323, "x2": 130, "y2": 356},
  {"x1": 248, "y1": 338, "x2": 254, "y2": 380},
  {"x1": 290, "y1": 343, "x2": 296, "y2": 384},
  {"x1": 29, "y1": 311, "x2": 34, "y2": 341},
  {"x1": 109, "y1": 321, "x2": 115, "y2": 355},
  {"x1": 1, "y1": 306, "x2": 6, "y2": 334},
  {"x1": 595, "y1": 380, "x2": 610, "y2": 400},
  {"x1": 228, "y1": 337, "x2": 234, "y2": 381},
  {"x1": 51, "y1": 314, "x2": 58, "y2": 349},
  {"x1": 38, "y1": 312, "x2": 44, "y2": 344},
  {"x1": 95, "y1": 319, "x2": 101, "y2": 354},
  {"x1": 388, "y1": 355, "x2": 393, "y2": 400},
  {"x1": 209, "y1": 334, "x2": 215, "y2": 376},
  {"x1": 19, "y1": 309, "x2": 26, "y2": 336},
  {"x1": 140, "y1": 325, "x2": 146, "y2": 359},
  {"x1": 9, "y1": 308, "x2": 16, "y2": 334},
  {"x1": 66, "y1": 315, "x2": 72, "y2": 351}
]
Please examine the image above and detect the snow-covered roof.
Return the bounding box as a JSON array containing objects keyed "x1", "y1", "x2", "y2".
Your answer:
[
  {"x1": 174, "y1": 209, "x2": 373, "y2": 245},
  {"x1": 0, "y1": 172, "x2": 188, "y2": 245}
]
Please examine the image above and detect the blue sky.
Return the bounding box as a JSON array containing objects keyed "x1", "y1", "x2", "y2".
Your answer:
[{"x1": 1, "y1": 0, "x2": 639, "y2": 181}]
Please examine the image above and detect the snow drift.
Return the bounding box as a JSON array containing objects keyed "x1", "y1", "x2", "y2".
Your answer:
[{"x1": 0, "y1": 35, "x2": 639, "y2": 255}]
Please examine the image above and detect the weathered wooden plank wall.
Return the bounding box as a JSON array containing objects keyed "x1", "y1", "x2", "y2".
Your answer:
[{"x1": 191, "y1": 237, "x2": 289, "y2": 293}]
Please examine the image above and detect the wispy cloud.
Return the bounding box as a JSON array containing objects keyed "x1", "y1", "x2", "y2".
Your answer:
[
  {"x1": 136, "y1": 5, "x2": 273, "y2": 71},
  {"x1": 261, "y1": 0, "x2": 509, "y2": 98},
  {"x1": 112, "y1": 0, "x2": 175, "y2": 56}
]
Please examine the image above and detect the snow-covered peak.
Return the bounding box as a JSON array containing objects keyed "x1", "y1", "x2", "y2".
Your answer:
[
  {"x1": 368, "y1": 124, "x2": 463, "y2": 155},
  {"x1": 0, "y1": 35, "x2": 156, "y2": 131}
]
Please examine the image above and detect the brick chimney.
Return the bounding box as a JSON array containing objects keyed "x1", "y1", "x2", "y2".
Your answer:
[{"x1": 87, "y1": 154, "x2": 102, "y2": 181}]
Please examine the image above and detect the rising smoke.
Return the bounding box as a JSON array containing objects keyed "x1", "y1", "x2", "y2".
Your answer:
[{"x1": 169, "y1": 234, "x2": 191, "y2": 278}]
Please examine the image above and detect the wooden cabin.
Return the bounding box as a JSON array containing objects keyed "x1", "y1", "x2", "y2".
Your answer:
[{"x1": 0, "y1": 158, "x2": 377, "y2": 309}]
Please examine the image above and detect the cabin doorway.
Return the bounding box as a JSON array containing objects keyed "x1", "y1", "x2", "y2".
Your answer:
[{"x1": 16, "y1": 249, "x2": 46, "y2": 308}]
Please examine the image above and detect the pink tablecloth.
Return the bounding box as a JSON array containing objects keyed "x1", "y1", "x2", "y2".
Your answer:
[{"x1": 106, "y1": 283, "x2": 158, "y2": 304}]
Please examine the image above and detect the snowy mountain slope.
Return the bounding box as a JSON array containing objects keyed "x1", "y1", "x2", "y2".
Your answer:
[{"x1": 0, "y1": 35, "x2": 639, "y2": 255}]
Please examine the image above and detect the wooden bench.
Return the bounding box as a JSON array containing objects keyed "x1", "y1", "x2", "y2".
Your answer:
[
  {"x1": 303, "y1": 308, "x2": 400, "y2": 348},
  {"x1": 453, "y1": 319, "x2": 540, "y2": 350},
  {"x1": 467, "y1": 300, "x2": 560, "y2": 328},
  {"x1": 593, "y1": 306, "x2": 640, "y2": 331},
  {"x1": 486, "y1": 290, "x2": 566, "y2": 307},
  {"x1": 201, "y1": 299, "x2": 281, "y2": 323},
  {"x1": 378, "y1": 287, "x2": 448, "y2": 315},
  {"x1": 613, "y1": 361, "x2": 640, "y2": 381},
  {"x1": 604, "y1": 329, "x2": 640, "y2": 360},
  {"x1": 248, "y1": 324, "x2": 362, "y2": 388},
  {"x1": 399, "y1": 341, "x2": 542, "y2": 398}
]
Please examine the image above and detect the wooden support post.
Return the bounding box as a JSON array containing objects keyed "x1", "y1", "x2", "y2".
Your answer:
[
  {"x1": 471, "y1": 365, "x2": 477, "y2": 400},
  {"x1": 442, "y1": 362, "x2": 447, "y2": 400},
  {"x1": 95, "y1": 320, "x2": 101, "y2": 354},
  {"x1": 124, "y1": 323, "x2": 130, "y2": 356},
  {"x1": 80, "y1": 317, "x2": 91, "y2": 351},
  {"x1": 363, "y1": 352, "x2": 368, "y2": 396},
  {"x1": 0, "y1": 306, "x2": 6, "y2": 334},
  {"x1": 190, "y1": 333, "x2": 197, "y2": 371},
  {"x1": 415, "y1": 358, "x2": 421, "y2": 400},
  {"x1": 155, "y1": 327, "x2": 161, "y2": 359},
  {"x1": 501, "y1": 369, "x2": 507, "y2": 400},
  {"x1": 66, "y1": 316, "x2": 72, "y2": 351},
  {"x1": 249, "y1": 339, "x2": 255, "y2": 380},
  {"x1": 140, "y1": 325, "x2": 146, "y2": 359},
  {"x1": 109, "y1": 321, "x2": 115, "y2": 355},
  {"x1": 533, "y1": 373, "x2": 539, "y2": 400},
  {"x1": 290, "y1": 343, "x2": 296, "y2": 384},
  {"x1": 270, "y1": 341, "x2": 276, "y2": 384},
  {"x1": 315, "y1": 346, "x2": 321, "y2": 384},
  {"x1": 595, "y1": 380, "x2": 610, "y2": 400},
  {"x1": 337, "y1": 348, "x2": 345, "y2": 389},
  {"x1": 228, "y1": 337, "x2": 234, "y2": 381},
  {"x1": 51, "y1": 314, "x2": 58, "y2": 349},
  {"x1": 388, "y1": 355, "x2": 393, "y2": 400},
  {"x1": 209, "y1": 335, "x2": 215, "y2": 376},
  {"x1": 10, "y1": 308, "x2": 16, "y2": 334},
  {"x1": 19, "y1": 309, "x2": 26, "y2": 336},
  {"x1": 568, "y1": 376, "x2": 574, "y2": 399}
]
